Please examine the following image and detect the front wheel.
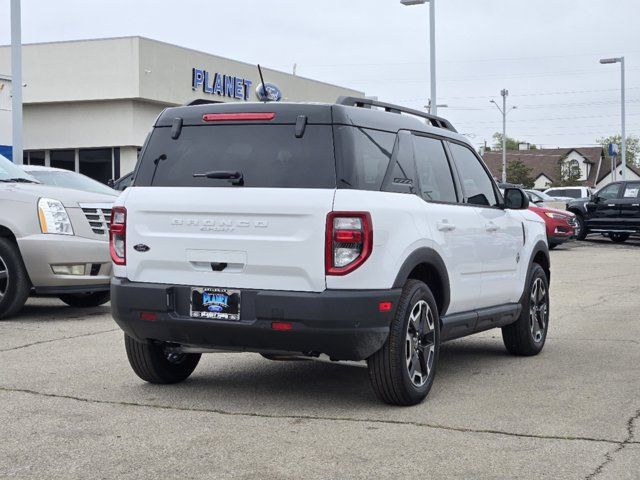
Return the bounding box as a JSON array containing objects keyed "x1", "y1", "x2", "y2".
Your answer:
[
  {"x1": 609, "y1": 232, "x2": 630, "y2": 243},
  {"x1": 367, "y1": 279, "x2": 440, "y2": 406},
  {"x1": 59, "y1": 291, "x2": 110, "y2": 308},
  {"x1": 124, "y1": 334, "x2": 201, "y2": 384},
  {"x1": 0, "y1": 238, "x2": 31, "y2": 319},
  {"x1": 573, "y1": 214, "x2": 588, "y2": 241},
  {"x1": 502, "y1": 264, "x2": 549, "y2": 356}
]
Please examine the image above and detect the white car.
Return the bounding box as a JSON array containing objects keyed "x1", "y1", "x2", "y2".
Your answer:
[
  {"x1": 524, "y1": 189, "x2": 567, "y2": 210},
  {"x1": 110, "y1": 98, "x2": 549, "y2": 406},
  {"x1": 543, "y1": 186, "x2": 593, "y2": 201}
]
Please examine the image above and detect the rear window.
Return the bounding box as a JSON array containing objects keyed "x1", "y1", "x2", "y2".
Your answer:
[{"x1": 136, "y1": 125, "x2": 336, "y2": 188}]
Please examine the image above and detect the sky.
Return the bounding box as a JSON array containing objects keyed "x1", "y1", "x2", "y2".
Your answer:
[{"x1": 1, "y1": 0, "x2": 639, "y2": 150}]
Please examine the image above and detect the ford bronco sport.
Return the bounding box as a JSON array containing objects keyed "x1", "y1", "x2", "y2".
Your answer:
[{"x1": 110, "y1": 97, "x2": 550, "y2": 405}]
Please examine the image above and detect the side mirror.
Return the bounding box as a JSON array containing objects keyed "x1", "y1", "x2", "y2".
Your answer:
[
  {"x1": 590, "y1": 194, "x2": 599, "y2": 203},
  {"x1": 504, "y1": 188, "x2": 530, "y2": 210}
]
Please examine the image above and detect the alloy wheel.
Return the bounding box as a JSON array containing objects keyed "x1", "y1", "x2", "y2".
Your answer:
[
  {"x1": 405, "y1": 300, "x2": 436, "y2": 387},
  {"x1": 0, "y1": 255, "x2": 8, "y2": 299},
  {"x1": 529, "y1": 278, "x2": 548, "y2": 343}
]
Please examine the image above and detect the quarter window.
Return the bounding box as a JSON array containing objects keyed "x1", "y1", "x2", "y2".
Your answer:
[
  {"x1": 412, "y1": 136, "x2": 457, "y2": 203},
  {"x1": 449, "y1": 143, "x2": 498, "y2": 207}
]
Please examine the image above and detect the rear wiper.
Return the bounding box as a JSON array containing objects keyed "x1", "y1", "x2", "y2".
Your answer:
[
  {"x1": 0, "y1": 178, "x2": 40, "y2": 183},
  {"x1": 193, "y1": 170, "x2": 244, "y2": 186}
]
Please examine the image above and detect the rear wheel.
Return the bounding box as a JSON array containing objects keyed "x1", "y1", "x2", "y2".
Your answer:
[
  {"x1": 573, "y1": 214, "x2": 587, "y2": 241},
  {"x1": 124, "y1": 334, "x2": 201, "y2": 384},
  {"x1": 502, "y1": 264, "x2": 549, "y2": 356},
  {"x1": 367, "y1": 279, "x2": 440, "y2": 406},
  {"x1": 609, "y1": 232, "x2": 630, "y2": 243},
  {"x1": 0, "y1": 238, "x2": 31, "y2": 319},
  {"x1": 59, "y1": 291, "x2": 110, "y2": 308}
]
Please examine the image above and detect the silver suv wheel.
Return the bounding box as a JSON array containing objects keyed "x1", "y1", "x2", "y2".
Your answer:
[
  {"x1": 405, "y1": 300, "x2": 436, "y2": 387},
  {"x1": 529, "y1": 277, "x2": 548, "y2": 344},
  {"x1": 0, "y1": 255, "x2": 8, "y2": 299}
]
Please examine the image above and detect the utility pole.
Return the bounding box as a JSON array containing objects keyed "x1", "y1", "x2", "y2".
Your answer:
[
  {"x1": 11, "y1": 0, "x2": 23, "y2": 164},
  {"x1": 490, "y1": 89, "x2": 516, "y2": 184}
]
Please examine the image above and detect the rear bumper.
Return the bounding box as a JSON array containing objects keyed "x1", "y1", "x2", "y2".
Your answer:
[{"x1": 111, "y1": 278, "x2": 402, "y2": 361}]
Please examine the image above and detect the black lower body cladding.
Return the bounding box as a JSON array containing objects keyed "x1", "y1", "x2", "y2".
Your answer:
[{"x1": 111, "y1": 278, "x2": 402, "y2": 361}]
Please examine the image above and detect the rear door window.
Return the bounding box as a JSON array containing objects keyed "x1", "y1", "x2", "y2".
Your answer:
[
  {"x1": 412, "y1": 135, "x2": 457, "y2": 203},
  {"x1": 623, "y1": 183, "x2": 640, "y2": 198},
  {"x1": 136, "y1": 125, "x2": 336, "y2": 188},
  {"x1": 448, "y1": 142, "x2": 498, "y2": 207}
]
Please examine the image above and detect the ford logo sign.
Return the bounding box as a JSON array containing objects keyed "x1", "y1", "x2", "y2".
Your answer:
[
  {"x1": 133, "y1": 244, "x2": 150, "y2": 252},
  {"x1": 256, "y1": 83, "x2": 282, "y2": 102}
]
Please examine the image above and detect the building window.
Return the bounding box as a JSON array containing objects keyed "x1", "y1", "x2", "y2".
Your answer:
[
  {"x1": 50, "y1": 150, "x2": 75, "y2": 171},
  {"x1": 79, "y1": 148, "x2": 112, "y2": 184},
  {"x1": 27, "y1": 150, "x2": 46, "y2": 166}
]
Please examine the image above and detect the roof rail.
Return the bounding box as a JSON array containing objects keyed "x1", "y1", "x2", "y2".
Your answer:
[{"x1": 335, "y1": 96, "x2": 457, "y2": 133}]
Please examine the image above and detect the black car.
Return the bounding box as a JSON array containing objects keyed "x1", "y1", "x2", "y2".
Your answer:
[{"x1": 567, "y1": 180, "x2": 640, "y2": 243}]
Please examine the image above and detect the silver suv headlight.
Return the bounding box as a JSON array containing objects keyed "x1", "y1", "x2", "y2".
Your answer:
[{"x1": 38, "y1": 198, "x2": 74, "y2": 235}]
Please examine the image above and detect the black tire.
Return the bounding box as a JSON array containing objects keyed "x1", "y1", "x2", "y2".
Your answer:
[
  {"x1": 574, "y1": 214, "x2": 588, "y2": 241},
  {"x1": 609, "y1": 232, "x2": 630, "y2": 243},
  {"x1": 124, "y1": 334, "x2": 201, "y2": 384},
  {"x1": 59, "y1": 291, "x2": 110, "y2": 308},
  {"x1": 367, "y1": 279, "x2": 440, "y2": 406},
  {"x1": 548, "y1": 243, "x2": 558, "y2": 250},
  {"x1": 502, "y1": 264, "x2": 549, "y2": 356},
  {"x1": 0, "y1": 237, "x2": 31, "y2": 319}
]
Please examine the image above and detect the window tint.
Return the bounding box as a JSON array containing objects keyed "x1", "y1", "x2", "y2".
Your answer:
[
  {"x1": 598, "y1": 183, "x2": 621, "y2": 200},
  {"x1": 564, "y1": 189, "x2": 582, "y2": 199},
  {"x1": 334, "y1": 126, "x2": 395, "y2": 190},
  {"x1": 449, "y1": 143, "x2": 498, "y2": 207},
  {"x1": 136, "y1": 125, "x2": 336, "y2": 188},
  {"x1": 412, "y1": 136, "x2": 457, "y2": 203},
  {"x1": 623, "y1": 183, "x2": 640, "y2": 198}
]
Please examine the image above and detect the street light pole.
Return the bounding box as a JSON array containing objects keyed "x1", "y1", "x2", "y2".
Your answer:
[
  {"x1": 428, "y1": 0, "x2": 436, "y2": 116},
  {"x1": 10, "y1": 0, "x2": 23, "y2": 165},
  {"x1": 600, "y1": 56, "x2": 626, "y2": 180},
  {"x1": 490, "y1": 89, "x2": 515, "y2": 184},
  {"x1": 401, "y1": 0, "x2": 437, "y2": 115}
]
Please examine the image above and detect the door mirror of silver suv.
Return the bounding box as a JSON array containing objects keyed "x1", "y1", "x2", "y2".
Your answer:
[{"x1": 503, "y1": 188, "x2": 530, "y2": 210}]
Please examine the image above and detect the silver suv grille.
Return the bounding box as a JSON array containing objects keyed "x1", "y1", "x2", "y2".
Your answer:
[{"x1": 79, "y1": 204, "x2": 113, "y2": 235}]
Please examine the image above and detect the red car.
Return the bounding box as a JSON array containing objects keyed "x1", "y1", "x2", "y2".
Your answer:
[{"x1": 529, "y1": 205, "x2": 576, "y2": 249}]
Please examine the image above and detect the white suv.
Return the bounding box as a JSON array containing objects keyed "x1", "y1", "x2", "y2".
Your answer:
[{"x1": 110, "y1": 98, "x2": 550, "y2": 405}]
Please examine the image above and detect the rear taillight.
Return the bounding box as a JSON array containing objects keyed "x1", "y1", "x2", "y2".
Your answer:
[
  {"x1": 325, "y1": 212, "x2": 372, "y2": 276},
  {"x1": 110, "y1": 206, "x2": 127, "y2": 265}
]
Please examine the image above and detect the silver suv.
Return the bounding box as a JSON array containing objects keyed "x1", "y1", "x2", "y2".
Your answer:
[{"x1": 0, "y1": 155, "x2": 116, "y2": 318}]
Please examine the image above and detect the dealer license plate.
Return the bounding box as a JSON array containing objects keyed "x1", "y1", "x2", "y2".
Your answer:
[{"x1": 190, "y1": 287, "x2": 241, "y2": 320}]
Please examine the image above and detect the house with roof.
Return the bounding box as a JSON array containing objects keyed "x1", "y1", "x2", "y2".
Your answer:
[{"x1": 482, "y1": 146, "x2": 640, "y2": 190}]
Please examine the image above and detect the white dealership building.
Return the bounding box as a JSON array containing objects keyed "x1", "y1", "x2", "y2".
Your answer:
[{"x1": 0, "y1": 37, "x2": 363, "y2": 183}]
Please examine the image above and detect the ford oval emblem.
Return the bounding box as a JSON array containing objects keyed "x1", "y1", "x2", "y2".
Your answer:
[
  {"x1": 256, "y1": 83, "x2": 282, "y2": 102},
  {"x1": 133, "y1": 244, "x2": 150, "y2": 252}
]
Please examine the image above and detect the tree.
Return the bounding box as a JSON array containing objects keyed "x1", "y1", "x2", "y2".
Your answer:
[
  {"x1": 596, "y1": 134, "x2": 639, "y2": 167},
  {"x1": 558, "y1": 158, "x2": 582, "y2": 186},
  {"x1": 506, "y1": 159, "x2": 534, "y2": 188},
  {"x1": 492, "y1": 132, "x2": 537, "y2": 151}
]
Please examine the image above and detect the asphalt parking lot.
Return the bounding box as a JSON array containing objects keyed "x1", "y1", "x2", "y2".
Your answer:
[{"x1": 1, "y1": 239, "x2": 639, "y2": 479}]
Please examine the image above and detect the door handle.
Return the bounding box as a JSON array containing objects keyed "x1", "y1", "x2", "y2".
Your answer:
[
  {"x1": 485, "y1": 223, "x2": 500, "y2": 232},
  {"x1": 436, "y1": 221, "x2": 456, "y2": 232},
  {"x1": 607, "y1": 204, "x2": 615, "y2": 207}
]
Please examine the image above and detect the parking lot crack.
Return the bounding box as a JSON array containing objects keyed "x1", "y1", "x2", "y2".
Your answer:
[
  {"x1": 584, "y1": 408, "x2": 640, "y2": 479},
  {"x1": 1, "y1": 385, "x2": 638, "y2": 448},
  {"x1": 0, "y1": 328, "x2": 119, "y2": 353}
]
